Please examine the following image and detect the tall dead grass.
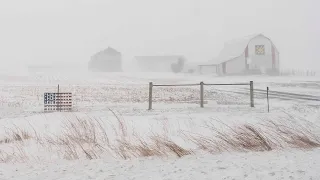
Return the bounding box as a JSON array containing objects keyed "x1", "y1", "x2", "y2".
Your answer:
[
  {"x1": 44, "y1": 116, "x2": 112, "y2": 160},
  {"x1": 0, "y1": 127, "x2": 32, "y2": 144},
  {"x1": 46, "y1": 114, "x2": 319, "y2": 160},
  {"x1": 0, "y1": 143, "x2": 29, "y2": 163},
  {"x1": 42, "y1": 111, "x2": 192, "y2": 160},
  {"x1": 1, "y1": 112, "x2": 320, "y2": 163},
  {"x1": 114, "y1": 135, "x2": 193, "y2": 159},
  {"x1": 185, "y1": 118, "x2": 320, "y2": 154}
]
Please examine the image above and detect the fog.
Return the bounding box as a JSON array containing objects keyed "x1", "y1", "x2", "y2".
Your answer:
[{"x1": 0, "y1": 0, "x2": 319, "y2": 71}]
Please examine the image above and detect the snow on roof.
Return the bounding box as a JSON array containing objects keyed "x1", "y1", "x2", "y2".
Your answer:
[
  {"x1": 103, "y1": 47, "x2": 120, "y2": 54},
  {"x1": 92, "y1": 47, "x2": 121, "y2": 58},
  {"x1": 215, "y1": 33, "x2": 261, "y2": 64}
]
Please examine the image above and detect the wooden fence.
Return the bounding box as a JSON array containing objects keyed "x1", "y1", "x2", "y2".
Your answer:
[{"x1": 148, "y1": 81, "x2": 254, "y2": 110}]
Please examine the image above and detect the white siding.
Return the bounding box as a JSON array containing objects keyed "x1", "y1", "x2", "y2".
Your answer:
[
  {"x1": 226, "y1": 54, "x2": 246, "y2": 74},
  {"x1": 247, "y1": 36, "x2": 272, "y2": 70}
]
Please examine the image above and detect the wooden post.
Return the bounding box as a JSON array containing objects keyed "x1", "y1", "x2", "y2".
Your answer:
[
  {"x1": 200, "y1": 81, "x2": 204, "y2": 108},
  {"x1": 148, "y1": 82, "x2": 153, "y2": 110},
  {"x1": 267, "y1": 87, "x2": 270, "y2": 113},
  {"x1": 250, "y1": 81, "x2": 254, "y2": 107}
]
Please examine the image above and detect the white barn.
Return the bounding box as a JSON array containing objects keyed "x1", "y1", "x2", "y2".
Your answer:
[{"x1": 213, "y1": 34, "x2": 280, "y2": 75}]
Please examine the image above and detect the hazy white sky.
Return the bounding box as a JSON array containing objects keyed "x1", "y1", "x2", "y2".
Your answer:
[{"x1": 0, "y1": 0, "x2": 319, "y2": 69}]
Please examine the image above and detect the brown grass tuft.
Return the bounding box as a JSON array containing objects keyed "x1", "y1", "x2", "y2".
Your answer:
[
  {"x1": 44, "y1": 116, "x2": 112, "y2": 160},
  {"x1": 0, "y1": 128, "x2": 32, "y2": 144},
  {"x1": 152, "y1": 136, "x2": 193, "y2": 157}
]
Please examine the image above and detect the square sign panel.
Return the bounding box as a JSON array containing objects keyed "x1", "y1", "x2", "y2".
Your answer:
[
  {"x1": 255, "y1": 45, "x2": 265, "y2": 55},
  {"x1": 44, "y1": 92, "x2": 72, "y2": 112}
]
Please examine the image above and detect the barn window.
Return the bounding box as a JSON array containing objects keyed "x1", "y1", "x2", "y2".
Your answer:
[{"x1": 255, "y1": 45, "x2": 265, "y2": 55}]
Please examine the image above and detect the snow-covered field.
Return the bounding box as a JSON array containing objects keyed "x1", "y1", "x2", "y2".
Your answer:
[{"x1": 0, "y1": 70, "x2": 320, "y2": 179}]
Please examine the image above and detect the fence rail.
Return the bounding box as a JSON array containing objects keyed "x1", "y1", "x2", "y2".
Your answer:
[
  {"x1": 148, "y1": 81, "x2": 254, "y2": 110},
  {"x1": 153, "y1": 84, "x2": 199, "y2": 87},
  {"x1": 204, "y1": 83, "x2": 250, "y2": 86}
]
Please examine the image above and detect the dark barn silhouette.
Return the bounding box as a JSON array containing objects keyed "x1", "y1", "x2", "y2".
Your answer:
[{"x1": 88, "y1": 47, "x2": 122, "y2": 72}]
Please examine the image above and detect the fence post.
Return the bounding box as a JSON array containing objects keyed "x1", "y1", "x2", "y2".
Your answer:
[
  {"x1": 200, "y1": 81, "x2": 204, "y2": 108},
  {"x1": 148, "y1": 82, "x2": 153, "y2": 110},
  {"x1": 250, "y1": 81, "x2": 254, "y2": 107},
  {"x1": 267, "y1": 87, "x2": 269, "y2": 113}
]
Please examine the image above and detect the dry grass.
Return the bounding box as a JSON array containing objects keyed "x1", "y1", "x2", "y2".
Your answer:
[
  {"x1": 185, "y1": 118, "x2": 320, "y2": 154},
  {"x1": 0, "y1": 143, "x2": 29, "y2": 163},
  {"x1": 261, "y1": 118, "x2": 320, "y2": 149},
  {"x1": 40, "y1": 112, "x2": 192, "y2": 160},
  {"x1": 0, "y1": 127, "x2": 32, "y2": 144},
  {"x1": 151, "y1": 135, "x2": 193, "y2": 157},
  {"x1": 45, "y1": 113, "x2": 319, "y2": 161},
  {"x1": 114, "y1": 135, "x2": 193, "y2": 159},
  {"x1": 206, "y1": 122, "x2": 274, "y2": 152},
  {"x1": 115, "y1": 138, "x2": 161, "y2": 159},
  {"x1": 44, "y1": 116, "x2": 112, "y2": 160},
  {"x1": 1, "y1": 113, "x2": 320, "y2": 163}
]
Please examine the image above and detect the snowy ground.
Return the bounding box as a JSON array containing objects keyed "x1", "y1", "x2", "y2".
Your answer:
[
  {"x1": 0, "y1": 70, "x2": 320, "y2": 179},
  {"x1": 2, "y1": 150, "x2": 320, "y2": 180}
]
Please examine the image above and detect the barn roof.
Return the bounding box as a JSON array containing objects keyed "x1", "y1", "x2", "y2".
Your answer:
[
  {"x1": 212, "y1": 33, "x2": 278, "y2": 64},
  {"x1": 92, "y1": 47, "x2": 120, "y2": 58},
  {"x1": 100, "y1": 47, "x2": 120, "y2": 55},
  {"x1": 90, "y1": 47, "x2": 121, "y2": 64}
]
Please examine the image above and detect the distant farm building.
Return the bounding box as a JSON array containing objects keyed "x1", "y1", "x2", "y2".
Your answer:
[
  {"x1": 134, "y1": 55, "x2": 186, "y2": 73},
  {"x1": 183, "y1": 62, "x2": 217, "y2": 74},
  {"x1": 183, "y1": 62, "x2": 203, "y2": 74},
  {"x1": 200, "y1": 34, "x2": 280, "y2": 75},
  {"x1": 198, "y1": 63, "x2": 218, "y2": 74},
  {"x1": 88, "y1": 47, "x2": 122, "y2": 72}
]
